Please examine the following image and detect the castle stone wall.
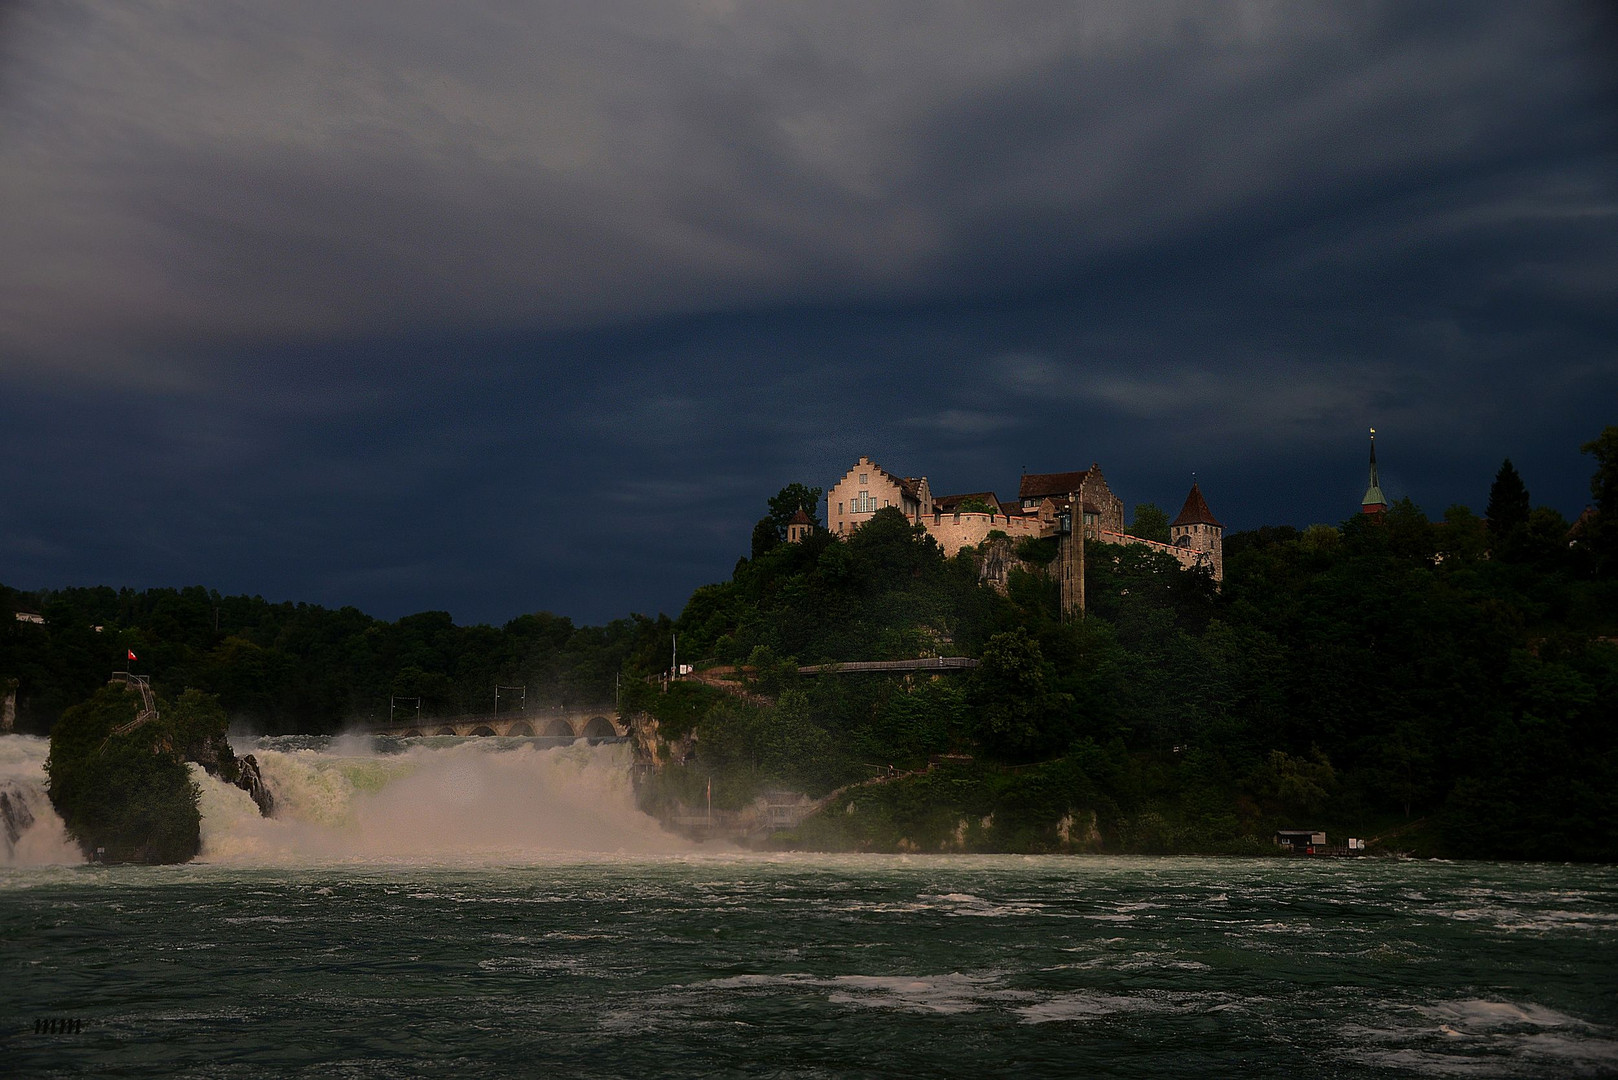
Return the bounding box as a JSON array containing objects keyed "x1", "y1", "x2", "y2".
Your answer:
[{"x1": 924, "y1": 512, "x2": 1048, "y2": 557}]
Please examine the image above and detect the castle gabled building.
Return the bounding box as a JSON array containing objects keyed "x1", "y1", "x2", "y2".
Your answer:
[
  {"x1": 825, "y1": 455, "x2": 1223, "y2": 581},
  {"x1": 828, "y1": 456, "x2": 934, "y2": 537},
  {"x1": 1018, "y1": 465, "x2": 1125, "y2": 537}
]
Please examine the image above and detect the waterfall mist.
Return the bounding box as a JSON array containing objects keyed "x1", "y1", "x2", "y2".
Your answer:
[
  {"x1": 4, "y1": 734, "x2": 686, "y2": 868},
  {"x1": 0, "y1": 736, "x2": 81, "y2": 866},
  {"x1": 195, "y1": 736, "x2": 688, "y2": 864}
]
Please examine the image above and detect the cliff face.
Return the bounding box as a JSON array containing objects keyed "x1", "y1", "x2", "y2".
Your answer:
[
  {"x1": 46, "y1": 684, "x2": 273, "y2": 864},
  {"x1": 233, "y1": 753, "x2": 274, "y2": 816},
  {"x1": 181, "y1": 728, "x2": 274, "y2": 817},
  {"x1": 1, "y1": 782, "x2": 36, "y2": 854}
]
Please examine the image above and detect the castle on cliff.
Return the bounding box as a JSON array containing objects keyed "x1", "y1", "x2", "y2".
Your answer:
[{"x1": 822, "y1": 456, "x2": 1223, "y2": 581}]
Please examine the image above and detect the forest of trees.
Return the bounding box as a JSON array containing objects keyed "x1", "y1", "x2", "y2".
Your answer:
[
  {"x1": 0, "y1": 587, "x2": 673, "y2": 735},
  {"x1": 4, "y1": 426, "x2": 1616, "y2": 860},
  {"x1": 631, "y1": 428, "x2": 1618, "y2": 860}
]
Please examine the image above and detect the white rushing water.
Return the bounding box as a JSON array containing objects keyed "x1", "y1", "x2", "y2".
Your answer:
[
  {"x1": 0, "y1": 736, "x2": 80, "y2": 865},
  {"x1": 1, "y1": 733, "x2": 688, "y2": 866},
  {"x1": 198, "y1": 735, "x2": 688, "y2": 864}
]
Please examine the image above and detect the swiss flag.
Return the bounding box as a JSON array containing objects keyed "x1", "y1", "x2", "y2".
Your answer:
[{"x1": 127, "y1": 649, "x2": 137, "y2": 661}]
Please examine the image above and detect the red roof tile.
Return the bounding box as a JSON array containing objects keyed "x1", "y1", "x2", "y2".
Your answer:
[
  {"x1": 1018, "y1": 470, "x2": 1091, "y2": 500},
  {"x1": 1171, "y1": 483, "x2": 1221, "y2": 528}
]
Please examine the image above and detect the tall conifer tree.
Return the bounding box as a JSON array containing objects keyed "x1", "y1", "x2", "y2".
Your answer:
[{"x1": 1485, "y1": 459, "x2": 1531, "y2": 542}]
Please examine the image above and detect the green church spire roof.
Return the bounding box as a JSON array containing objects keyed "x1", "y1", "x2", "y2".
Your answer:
[{"x1": 1362, "y1": 428, "x2": 1387, "y2": 511}]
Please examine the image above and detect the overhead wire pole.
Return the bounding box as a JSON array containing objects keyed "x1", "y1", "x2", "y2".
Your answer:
[{"x1": 495, "y1": 684, "x2": 526, "y2": 716}]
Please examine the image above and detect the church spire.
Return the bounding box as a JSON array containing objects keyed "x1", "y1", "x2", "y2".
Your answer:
[{"x1": 1361, "y1": 428, "x2": 1387, "y2": 517}]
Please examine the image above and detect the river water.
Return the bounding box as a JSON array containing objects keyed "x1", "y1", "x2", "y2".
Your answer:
[{"x1": 3, "y1": 734, "x2": 1616, "y2": 1077}]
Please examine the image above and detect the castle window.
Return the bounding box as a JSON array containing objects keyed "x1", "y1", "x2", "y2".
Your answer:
[
  {"x1": 851, "y1": 493, "x2": 877, "y2": 514},
  {"x1": 859, "y1": 473, "x2": 868, "y2": 485},
  {"x1": 838, "y1": 502, "x2": 843, "y2": 515}
]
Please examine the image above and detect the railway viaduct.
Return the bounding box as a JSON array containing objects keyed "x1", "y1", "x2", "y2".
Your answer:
[{"x1": 365, "y1": 707, "x2": 625, "y2": 740}]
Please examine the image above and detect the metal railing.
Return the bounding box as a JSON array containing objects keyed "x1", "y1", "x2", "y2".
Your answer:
[
  {"x1": 99, "y1": 672, "x2": 159, "y2": 753},
  {"x1": 796, "y1": 657, "x2": 979, "y2": 675}
]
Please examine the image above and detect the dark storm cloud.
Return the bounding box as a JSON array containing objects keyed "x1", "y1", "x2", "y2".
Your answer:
[{"x1": 1, "y1": 1, "x2": 1614, "y2": 623}]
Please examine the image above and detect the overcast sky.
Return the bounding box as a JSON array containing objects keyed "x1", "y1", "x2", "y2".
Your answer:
[{"x1": 2, "y1": 1, "x2": 1614, "y2": 626}]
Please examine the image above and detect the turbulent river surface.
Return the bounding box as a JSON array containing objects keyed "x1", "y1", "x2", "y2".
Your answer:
[{"x1": 2, "y1": 735, "x2": 1616, "y2": 1078}]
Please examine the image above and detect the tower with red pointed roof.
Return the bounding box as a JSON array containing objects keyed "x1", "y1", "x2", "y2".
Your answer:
[
  {"x1": 1170, "y1": 481, "x2": 1224, "y2": 581},
  {"x1": 785, "y1": 507, "x2": 815, "y2": 544}
]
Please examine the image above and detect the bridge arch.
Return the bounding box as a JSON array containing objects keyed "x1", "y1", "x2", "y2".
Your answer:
[
  {"x1": 469, "y1": 725, "x2": 497, "y2": 737},
  {"x1": 582, "y1": 716, "x2": 616, "y2": 739},
  {"x1": 542, "y1": 718, "x2": 575, "y2": 738},
  {"x1": 434, "y1": 726, "x2": 457, "y2": 736},
  {"x1": 400, "y1": 728, "x2": 423, "y2": 738},
  {"x1": 506, "y1": 721, "x2": 534, "y2": 736}
]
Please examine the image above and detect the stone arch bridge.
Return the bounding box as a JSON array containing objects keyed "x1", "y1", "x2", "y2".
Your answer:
[{"x1": 366, "y1": 707, "x2": 625, "y2": 740}]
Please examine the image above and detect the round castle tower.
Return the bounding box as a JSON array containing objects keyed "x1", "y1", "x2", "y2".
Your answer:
[{"x1": 1170, "y1": 482, "x2": 1223, "y2": 581}]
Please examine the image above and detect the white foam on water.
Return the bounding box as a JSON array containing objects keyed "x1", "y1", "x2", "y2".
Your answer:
[
  {"x1": 914, "y1": 891, "x2": 1049, "y2": 918},
  {"x1": 1017, "y1": 991, "x2": 1167, "y2": 1023},
  {"x1": 698, "y1": 971, "x2": 1033, "y2": 1014},
  {"x1": 1343, "y1": 998, "x2": 1618, "y2": 1077},
  {"x1": 193, "y1": 737, "x2": 688, "y2": 864},
  {"x1": 1424, "y1": 999, "x2": 1583, "y2": 1032},
  {"x1": 0, "y1": 735, "x2": 83, "y2": 866},
  {"x1": 826, "y1": 973, "x2": 1037, "y2": 1014}
]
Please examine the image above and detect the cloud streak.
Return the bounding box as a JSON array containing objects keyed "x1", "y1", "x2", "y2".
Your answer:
[{"x1": 0, "y1": 1, "x2": 1613, "y2": 622}]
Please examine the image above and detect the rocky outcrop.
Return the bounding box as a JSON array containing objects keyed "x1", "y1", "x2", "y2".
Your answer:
[
  {"x1": 629, "y1": 713, "x2": 696, "y2": 768},
  {"x1": 1, "y1": 781, "x2": 36, "y2": 855},
  {"x1": 233, "y1": 753, "x2": 274, "y2": 817},
  {"x1": 182, "y1": 732, "x2": 274, "y2": 818}
]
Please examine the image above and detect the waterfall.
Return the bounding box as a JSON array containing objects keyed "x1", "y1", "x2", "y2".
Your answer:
[
  {"x1": 4, "y1": 733, "x2": 686, "y2": 867},
  {"x1": 192, "y1": 734, "x2": 688, "y2": 864},
  {"x1": 0, "y1": 736, "x2": 81, "y2": 865}
]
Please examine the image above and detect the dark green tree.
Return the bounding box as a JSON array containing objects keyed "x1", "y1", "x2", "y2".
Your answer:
[
  {"x1": 46, "y1": 684, "x2": 201, "y2": 864},
  {"x1": 1437, "y1": 505, "x2": 1488, "y2": 563},
  {"x1": 1130, "y1": 504, "x2": 1171, "y2": 543},
  {"x1": 1486, "y1": 459, "x2": 1531, "y2": 554},
  {"x1": 751, "y1": 517, "x2": 781, "y2": 558},
  {"x1": 766, "y1": 483, "x2": 824, "y2": 539},
  {"x1": 972, "y1": 627, "x2": 1070, "y2": 760},
  {"x1": 1580, "y1": 425, "x2": 1618, "y2": 574}
]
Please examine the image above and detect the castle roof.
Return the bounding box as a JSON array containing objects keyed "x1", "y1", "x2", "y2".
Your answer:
[
  {"x1": 1171, "y1": 483, "x2": 1222, "y2": 528},
  {"x1": 1019, "y1": 469, "x2": 1094, "y2": 500},
  {"x1": 935, "y1": 491, "x2": 1005, "y2": 512},
  {"x1": 786, "y1": 508, "x2": 814, "y2": 526}
]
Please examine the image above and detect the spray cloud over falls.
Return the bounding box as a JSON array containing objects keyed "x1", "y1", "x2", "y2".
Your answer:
[
  {"x1": 196, "y1": 737, "x2": 689, "y2": 864},
  {"x1": 2, "y1": 734, "x2": 688, "y2": 867}
]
